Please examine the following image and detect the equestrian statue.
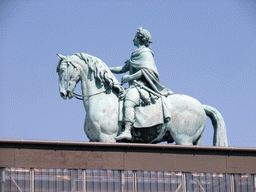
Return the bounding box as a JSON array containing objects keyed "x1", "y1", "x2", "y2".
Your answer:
[{"x1": 56, "y1": 27, "x2": 228, "y2": 146}]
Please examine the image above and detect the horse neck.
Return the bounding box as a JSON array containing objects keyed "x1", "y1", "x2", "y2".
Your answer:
[
  {"x1": 75, "y1": 54, "x2": 120, "y2": 111},
  {"x1": 79, "y1": 71, "x2": 117, "y2": 111}
]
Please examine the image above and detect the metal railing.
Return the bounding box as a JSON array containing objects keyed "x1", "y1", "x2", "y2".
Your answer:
[{"x1": 1, "y1": 168, "x2": 255, "y2": 192}]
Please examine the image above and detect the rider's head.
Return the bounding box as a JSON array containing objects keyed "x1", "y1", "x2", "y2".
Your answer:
[{"x1": 136, "y1": 27, "x2": 152, "y2": 47}]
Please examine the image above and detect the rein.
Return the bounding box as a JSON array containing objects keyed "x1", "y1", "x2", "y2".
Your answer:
[
  {"x1": 71, "y1": 89, "x2": 110, "y2": 100},
  {"x1": 63, "y1": 56, "x2": 121, "y2": 101},
  {"x1": 64, "y1": 60, "x2": 110, "y2": 101}
]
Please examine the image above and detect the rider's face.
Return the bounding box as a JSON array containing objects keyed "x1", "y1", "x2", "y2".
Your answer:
[{"x1": 133, "y1": 34, "x2": 140, "y2": 47}]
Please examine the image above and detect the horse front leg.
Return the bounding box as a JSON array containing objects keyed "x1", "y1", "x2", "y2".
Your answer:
[
  {"x1": 99, "y1": 133, "x2": 117, "y2": 143},
  {"x1": 83, "y1": 116, "x2": 100, "y2": 142},
  {"x1": 84, "y1": 117, "x2": 117, "y2": 143}
]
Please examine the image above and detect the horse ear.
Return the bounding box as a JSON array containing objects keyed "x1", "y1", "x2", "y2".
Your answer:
[{"x1": 57, "y1": 54, "x2": 66, "y2": 60}]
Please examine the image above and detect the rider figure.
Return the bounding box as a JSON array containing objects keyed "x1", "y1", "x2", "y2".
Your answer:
[{"x1": 110, "y1": 27, "x2": 173, "y2": 141}]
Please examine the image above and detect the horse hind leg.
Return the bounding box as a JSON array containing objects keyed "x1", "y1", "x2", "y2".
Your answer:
[
  {"x1": 192, "y1": 122, "x2": 206, "y2": 145},
  {"x1": 193, "y1": 135, "x2": 203, "y2": 145},
  {"x1": 168, "y1": 128, "x2": 194, "y2": 145},
  {"x1": 175, "y1": 140, "x2": 193, "y2": 145},
  {"x1": 173, "y1": 128, "x2": 204, "y2": 146},
  {"x1": 172, "y1": 133, "x2": 194, "y2": 145}
]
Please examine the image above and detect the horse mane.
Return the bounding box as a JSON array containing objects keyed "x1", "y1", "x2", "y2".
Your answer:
[{"x1": 74, "y1": 52, "x2": 124, "y2": 95}]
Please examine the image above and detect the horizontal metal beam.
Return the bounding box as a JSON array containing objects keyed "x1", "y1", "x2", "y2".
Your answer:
[
  {"x1": 0, "y1": 139, "x2": 256, "y2": 174},
  {"x1": 0, "y1": 138, "x2": 256, "y2": 152}
]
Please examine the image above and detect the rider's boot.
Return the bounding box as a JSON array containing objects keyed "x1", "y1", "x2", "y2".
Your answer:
[
  {"x1": 115, "y1": 101, "x2": 135, "y2": 141},
  {"x1": 115, "y1": 121, "x2": 133, "y2": 141}
]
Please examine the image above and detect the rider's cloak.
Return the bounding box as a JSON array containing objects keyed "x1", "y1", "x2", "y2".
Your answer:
[
  {"x1": 129, "y1": 47, "x2": 173, "y2": 96},
  {"x1": 124, "y1": 46, "x2": 173, "y2": 128}
]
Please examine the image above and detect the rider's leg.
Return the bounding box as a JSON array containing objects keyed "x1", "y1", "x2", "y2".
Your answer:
[
  {"x1": 115, "y1": 87, "x2": 139, "y2": 141},
  {"x1": 115, "y1": 100, "x2": 136, "y2": 140},
  {"x1": 124, "y1": 99, "x2": 136, "y2": 123}
]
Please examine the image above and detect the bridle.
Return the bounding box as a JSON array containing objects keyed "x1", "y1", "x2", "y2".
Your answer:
[
  {"x1": 62, "y1": 60, "x2": 110, "y2": 101},
  {"x1": 71, "y1": 90, "x2": 109, "y2": 100}
]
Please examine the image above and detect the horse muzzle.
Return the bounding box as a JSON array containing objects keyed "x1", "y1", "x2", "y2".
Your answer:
[
  {"x1": 60, "y1": 87, "x2": 74, "y2": 100},
  {"x1": 60, "y1": 91, "x2": 74, "y2": 100},
  {"x1": 60, "y1": 89, "x2": 68, "y2": 100}
]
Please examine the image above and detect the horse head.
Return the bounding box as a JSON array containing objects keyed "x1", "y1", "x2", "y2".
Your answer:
[
  {"x1": 57, "y1": 52, "x2": 125, "y2": 101},
  {"x1": 57, "y1": 54, "x2": 81, "y2": 100}
]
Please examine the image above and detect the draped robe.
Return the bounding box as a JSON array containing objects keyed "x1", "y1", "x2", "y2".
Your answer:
[{"x1": 122, "y1": 47, "x2": 173, "y2": 128}]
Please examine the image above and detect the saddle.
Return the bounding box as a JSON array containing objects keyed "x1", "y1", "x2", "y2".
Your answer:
[
  {"x1": 118, "y1": 94, "x2": 171, "y2": 128},
  {"x1": 118, "y1": 95, "x2": 172, "y2": 143}
]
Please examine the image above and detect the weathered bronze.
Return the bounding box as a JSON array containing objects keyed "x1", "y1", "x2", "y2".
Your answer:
[{"x1": 56, "y1": 28, "x2": 228, "y2": 146}]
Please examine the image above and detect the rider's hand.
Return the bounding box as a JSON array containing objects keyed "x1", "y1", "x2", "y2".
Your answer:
[
  {"x1": 125, "y1": 60, "x2": 130, "y2": 64},
  {"x1": 121, "y1": 75, "x2": 131, "y2": 84}
]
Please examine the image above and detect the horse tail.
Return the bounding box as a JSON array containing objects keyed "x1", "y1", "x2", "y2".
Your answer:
[{"x1": 203, "y1": 105, "x2": 228, "y2": 146}]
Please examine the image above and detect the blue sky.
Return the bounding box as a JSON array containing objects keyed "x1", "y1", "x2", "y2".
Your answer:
[{"x1": 0, "y1": 0, "x2": 255, "y2": 147}]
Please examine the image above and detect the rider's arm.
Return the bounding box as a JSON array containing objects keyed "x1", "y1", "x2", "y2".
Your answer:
[
  {"x1": 128, "y1": 70, "x2": 143, "y2": 81},
  {"x1": 109, "y1": 60, "x2": 130, "y2": 74},
  {"x1": 121, "y1": 70, "x2": 143, "y2": 83}
]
